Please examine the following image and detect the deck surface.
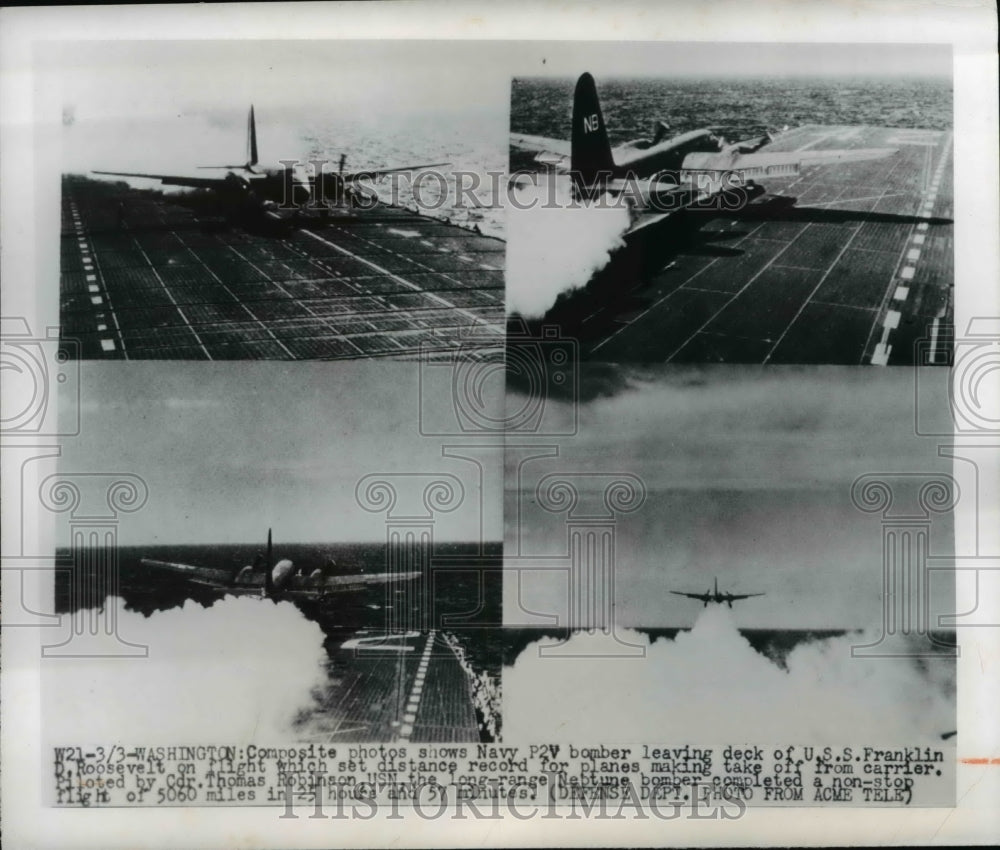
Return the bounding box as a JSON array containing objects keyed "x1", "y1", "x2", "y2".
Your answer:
[
  {"x1": 302, "y1": 630, "x2": 480, "y2": 743},
  {"x1": 61, "y1": 177, "x2": 505, "y2": 360},
  {"x1": 549, "y1": 125, "x2": 954, "y2": 365}
]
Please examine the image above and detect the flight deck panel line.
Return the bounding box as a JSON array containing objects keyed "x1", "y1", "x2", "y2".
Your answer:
[
  {"x1": 328, "y1": 226, "x2": 505, "y2": 302},
  {"x1": 273, "y1": 241, "x2": 376, "y2": 300},
  {"x1": 321, "y1": 645, "x2": 386, "y2": 742},
  {"x1": 123, "y1": 233, "x2": 213, "y2": 359},
  {"x1": 173, "y1": 232, "x2": 298, "y2": 359},
  {"x1": 591, "y1": 220, "x2": 773, "y2": 354},
  {"x1": 807, "y1": 300, "x2": 878, "y2": 313},
  {"x1": 671, "y1": 185, "x2": 856, "y2": 363},
  {"x1": 299, "y1": 227, "x2": 490, "y2": 329},
  {"x1": 780, "y1": 150, "x2": 914, "y2": 365},
  {"x1": 223, "y1": 242, "x2": 366, "y2": 356},
  {"x1": 761, "y1": 189, "x2": 890, "y2": 363},
  {"x1": 282, "y1": 233, "x2": 502, "y2": 325}
]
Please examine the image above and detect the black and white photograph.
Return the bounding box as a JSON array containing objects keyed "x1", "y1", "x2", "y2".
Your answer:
[
  {"x1": 503, "y1": 365, "x2": 958, "y2": 801},
  {"x1": 2, "y1": 2, "x2": 998, "y2": 848},
  {"x1": 56, "y1": 41, "x2": 508, "y2": 361},
  {"x1": 506, "y1": 43, "x2": 954, "y2": 365},
  {"x1": 44, "y1": 361, "x2": 503, "y2": 748}
]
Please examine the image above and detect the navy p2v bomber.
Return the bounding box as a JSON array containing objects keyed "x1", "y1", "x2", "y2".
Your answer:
[
  {"x1": 95, "y1": 106, "x2": 447, "y2": 225},
  {"x1": 670, "y1": 577, "x2": 765, "y2": 608}
]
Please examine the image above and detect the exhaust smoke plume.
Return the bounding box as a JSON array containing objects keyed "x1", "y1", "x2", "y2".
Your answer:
[
  {"x1": 505, "y1": 606, "x2": 954, "y2": 743},
  {"x1": 505, "y1": 178, "x2": 631, "y2": 319},
  {"x1": 45, "y1": 596, "x2": 328, "y2": 743}
]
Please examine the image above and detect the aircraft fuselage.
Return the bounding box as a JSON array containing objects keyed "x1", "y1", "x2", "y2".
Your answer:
[
  {"x1": 222, "y1": 165, "x2": 313, "y2": 212},
  {"x1": 608, "y1": 128, "x2": 721, "y2": 179}
]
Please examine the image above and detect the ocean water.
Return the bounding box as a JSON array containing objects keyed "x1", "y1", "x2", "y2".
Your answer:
[
  {"x1": 510, "y1": 74, "x2": 953, "y2": 153},
  {"x1": 67, "y1": 105, "x2": 508, "y2": 238},
  {"x1": 69, "y1": 74, "x2": 949, "y2": 245}
]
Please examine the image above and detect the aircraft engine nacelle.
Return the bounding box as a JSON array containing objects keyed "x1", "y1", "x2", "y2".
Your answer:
[
  {"x1": 223, "y1": 172, "x2": 253, "y2": 195},
  {"x1": 270, "y1": 558, "x2": 296, "y2": 592},
  {"x1": 233, "y1": 565, "x2": 257, "y2": 586},
  {"x1": 221, "y1": 172, "x2": 260, "y2": 215}
]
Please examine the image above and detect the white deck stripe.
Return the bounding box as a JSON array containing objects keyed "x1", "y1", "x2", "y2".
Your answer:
[
  {"x1": 300, "y1": 227, "x2": 489, "y2": 327},
  {"x1": 395, "y1": 631, "x2": 437, "y2": 743}
]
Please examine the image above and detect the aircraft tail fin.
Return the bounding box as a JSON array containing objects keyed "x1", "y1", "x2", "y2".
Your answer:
[
  {"x1": 571, "y1": 72, "x2": 615, "y2": 189},
  {"x1": 247, "y1": 105, "x2": 258, "y2": 167},
  {"x1": 264, "y1": 527, "x2": 273, "y2": 597},
  {"x1": 196, "y1": 106, "x2": 260, "y2": 170}
]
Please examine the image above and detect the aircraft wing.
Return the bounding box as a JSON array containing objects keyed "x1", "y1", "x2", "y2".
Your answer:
[
  {"x1": 283, "y1": 570, "x2": 421, "y2": 597},
  {"x1": 92, "y1": 171, "x2": 231, "y2": 190},
  {"x1": 321, "y1": 570, "x2": 421, "y2": 589},
  {"x1": 726, "y1": 592, "x2": 766, "y2": 601},
  {"x1": 669, "y1": 590, "x2": 711, "y2": 602},
  {"x1": 510, "y1": 133, "x2": 572, "y2": 171},
  {"x1": 334, "y1": 162, "x2": 451, "y2": 182},
  {"x1": 139, "y1": 558, "x2": 255, "y2": 588},
  {"x1": 681, "y1": 147, "x2": 897, "y2": 180},
  {"x1": 510, "y1": 133, "x2": 571, "y2": 157}
]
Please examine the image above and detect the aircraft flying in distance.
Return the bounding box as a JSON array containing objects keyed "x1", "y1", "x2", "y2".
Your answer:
[
  {"x1": 510, "y1": 72, "x2": 899, "y2": 232},
  {"x1": 670, "y1": 577, "x2": 765, "y2": 608},
  {"x1": 94, "y1": 106, "x2": 448, "y2": 223},
  {"x1": 140, "y1": 529, "x2": 420, "y2": 601}
]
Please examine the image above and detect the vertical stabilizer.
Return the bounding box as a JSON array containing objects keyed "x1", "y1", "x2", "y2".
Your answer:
[
  {"x1": 265, "y1": 527, "x2": 273, "y2": 596},
  {"x1": 571, "y1": 73, "x2": 615, "y2": 188},
  {"x1": 247, "y1": 106, "x2": 259, "y2": 167}
]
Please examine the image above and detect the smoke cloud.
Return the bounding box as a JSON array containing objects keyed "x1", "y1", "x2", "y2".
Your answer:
[
  {"x1": 45, "y1": 596, "x2": 327, "y2": 743},
  {"x1": 505, "y1": 606, "x2": 954, "y2": 743},
  {"x1": 505, "y1": 178, "x2": 631, "y2": 319}
]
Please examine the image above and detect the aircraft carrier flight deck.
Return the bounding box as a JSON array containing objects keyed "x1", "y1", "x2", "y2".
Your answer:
[
  {"x1": 61, "y1": 176, "x2": 505, "y2": 360},
  {"x1": 550, "y1": 125, "x2": 955, "y2": 366},
  {"x1": 303, "y1": 630, "x2": 481, "y2": 744}
]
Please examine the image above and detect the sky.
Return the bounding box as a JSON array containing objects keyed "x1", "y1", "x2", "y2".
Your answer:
[
  {"x1": 44, "y1": 39, "x2": 950, "y2": 174},
  {"x1": 57, "y1": 361, "x2": 503, "y2": 545},
  {"x1": 506, "y1": 41, "x2": 952, "y2": 80},
  {"x1": 505, "y1": 366, "x2": 956, "y2": 630},
  {"x1": 45, "y1": 40, "x2": 951, "y2": 126},
  {"x1": 48, "y1": 40, "x2": 515, "y2": 180}
]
